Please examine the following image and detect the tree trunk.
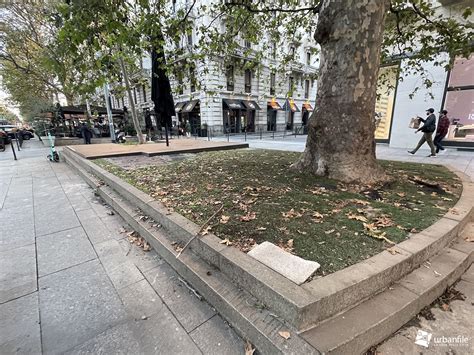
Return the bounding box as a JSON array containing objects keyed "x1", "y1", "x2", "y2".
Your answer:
[
  {"x1": 118, "y1": 56, "x2": 145, "y2": 144},
  {"x1": 292, "y1": 0, "x2": 389, "y2": 184}
]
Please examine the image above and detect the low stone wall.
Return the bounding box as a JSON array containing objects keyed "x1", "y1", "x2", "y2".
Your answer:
[{"x1": 62, "y1": 146, "x2": 474, "y2": 332}]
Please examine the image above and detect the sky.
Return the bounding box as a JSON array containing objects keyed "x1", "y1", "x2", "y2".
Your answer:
[{"x1": 0, "y1": 77, "x2": 21, "y2": 119}]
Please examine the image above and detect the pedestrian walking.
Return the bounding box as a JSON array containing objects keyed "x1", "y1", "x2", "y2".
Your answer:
[
  {"x1": 185, "y1": 120, "x2": 191, "y2": 137},
  {"x1": 408, "y1": 108, "x2": 437, "y2": 157},
  {"x1": 433, "y1": 110, "x2": 450, "y2": 154},
  {"x1": 80, "y1": 123, "x2": 92, "y2": 144}
]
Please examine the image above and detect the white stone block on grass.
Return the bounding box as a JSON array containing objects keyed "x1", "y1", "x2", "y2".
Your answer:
[{"x1": 248, "y1": 242, "x2": 320, "y2": 285}]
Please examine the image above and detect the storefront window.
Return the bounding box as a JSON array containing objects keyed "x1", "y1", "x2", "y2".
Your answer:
[
  {"x1": 374, "y1": 65, "x2": 398, "y2": 140},
  {"x1": 444, "y1": 55, "x2": 474, "y2": 142},
  {"x1": 304, "y1": 80, "x2": 310, "y2": 99}
]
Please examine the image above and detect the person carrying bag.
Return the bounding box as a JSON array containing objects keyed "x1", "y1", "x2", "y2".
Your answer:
[{"x1": 408, "y1": 108, "x2": 437, "y2": 157}]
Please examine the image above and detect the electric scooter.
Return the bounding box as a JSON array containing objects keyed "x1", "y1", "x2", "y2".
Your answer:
[{"x1": 46, "y1": 130, "x2": 59, "y2": 162}]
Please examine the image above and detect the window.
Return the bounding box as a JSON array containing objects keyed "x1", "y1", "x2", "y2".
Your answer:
[
  {"x1": 271, "y1": 42, "x2": 277, "y2": 59},
  {"x1": 304, "y1": 79, "x2": 310, "y2": 99},
  {"x1": 133, "y1": 87, "x2": 138, "y2": 104},
  {"x1": 244, "y1": 40, "x2": 251, "y2": 49},
  {"x1": 116, "y1": 97, "x2": 120, "y2": 108},
  {"x1": 187, "y1": 31, "x2": 193, "y2": 47},
  {"x1": 226, "y1": 65, "x2": 234, "y2": 91},
  {"x1": 142, "y1": 85, "x2": 147, "y2": 102},
  {"x1": 270, "y1": 72, "x2": 276, "y2": 96},
  {"x1": 177, "y1": 76, "x2": 184, "y2": 95},
  {"x1": 288, "y1": 76, "x2": 294, "y2": 95},
  {"x1": 244, "y1": 69, "x2": 252, "y2": 93},
  {"x1": 306, "y1": 52, "x2": 311, "y2": 65},
  {"x1": 443, "y1": 55, "x2": 474, "y2": 142},
  {"x1": 290, "y1": 46, "x2": 295, "y2": 58},
  {"x1": 190, "y1": 65, "x2": 197, "y2": 93}
]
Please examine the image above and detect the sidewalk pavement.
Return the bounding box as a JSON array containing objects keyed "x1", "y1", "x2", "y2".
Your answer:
[
  {"x1": 206, "y1": 135, "x2": 474, "y2": 179},
  {"x1": 0, "y1": 140, "x2": 244, "y2": 354}
]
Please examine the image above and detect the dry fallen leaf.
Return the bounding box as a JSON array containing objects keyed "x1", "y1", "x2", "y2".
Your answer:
[
  {"x1": 396, "y1": 192, "x2": 406, "y2": 197},
  {"x1": 200, "y1": 226, "x2": 211, "y2": 236},
  {"x1": 282, "y1": 208, "x2": 302, "y2": 219},
  {"x1": 219, "y1": 238, "x2": 233, "y2": 246},
  {"x1": 278, "y1": 331, "x2": 291, "y2": 340},
  {"x1": 256, "y1": 227, "x2": 267, "y2": 231},
  {"x1": 244, "y1": 340, "x2": 255, "y2": 355},
  {"x1": 387, "y1": 247, "x2": 401, "y2": 255},
  {"x1": 324, "y1": 229, "x2": 335, "y2": 235},
  {"x1": 297, "y1": 230, "x2": 307, "y2": 235},
  {"x1": 312, "y1": 212, "x2": 324, "y2": 219},
  {"x1": 346, "y1": 213, "x2": 368, "y2": 222},
  {"x1": 240, "y1": 211, "x2": 257, "y2": 222},
  {"x1": 220, "y1": 215, "x2": 230, "y2": 224},
  {"x1": 441, "y1": 303, "x2": 450, "y2": 311}
]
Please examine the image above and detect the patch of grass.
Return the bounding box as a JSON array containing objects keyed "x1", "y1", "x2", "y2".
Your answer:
[{"x1": 94, "y1": 150, "x2": 462, "y2": 274}]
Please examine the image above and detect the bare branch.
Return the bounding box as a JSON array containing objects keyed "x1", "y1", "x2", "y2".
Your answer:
[{"x1": 224, "y1": 1, "x2": 321, "y2": 14}]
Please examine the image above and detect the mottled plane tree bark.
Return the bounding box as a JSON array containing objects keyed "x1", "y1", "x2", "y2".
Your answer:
[{"x1": 291, "y1": 0, "x2": 390, "y2": 183}]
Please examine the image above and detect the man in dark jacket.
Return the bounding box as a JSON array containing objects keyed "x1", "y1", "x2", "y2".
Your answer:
[
  {"x1": 80, "y1": 123, "x2": 92, "y2": 144},
  {"x1": 433, "y1": 110, "x2": 450, "y2": 153},
  {"x1": 408, "y1": 108, "x2": 437, "y2": 157}
]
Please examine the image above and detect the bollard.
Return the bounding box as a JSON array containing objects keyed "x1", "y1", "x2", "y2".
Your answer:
[{"x1": 10, "y1": 140, "x2": 17, "y2": 160}]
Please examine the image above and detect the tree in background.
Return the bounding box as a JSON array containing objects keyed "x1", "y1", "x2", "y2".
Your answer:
[
  {"x1": 5, "y1": 0, "x2": 471, "y2": 182},
  {"x1": 197, "y1": 0, "x2": 472, "y2": 183},
  {"x1": 0, "y1": 105, "x2": 19, "y2": 124},
  {"x1": 0, "y1": 1, "x2": 88, "y2": 112}
]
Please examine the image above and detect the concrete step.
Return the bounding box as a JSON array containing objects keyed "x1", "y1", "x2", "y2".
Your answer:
[
  {"x1": 62, "y1": 151, "x2": 319, "y2": 355},
  {"x1": 300, "y1": 235, "x2": 474, "y2": 354}
]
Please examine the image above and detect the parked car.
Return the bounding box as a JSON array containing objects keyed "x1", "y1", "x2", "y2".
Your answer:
[{"x1": 0, "y1": 125, "x2": 34, "y2": 140}]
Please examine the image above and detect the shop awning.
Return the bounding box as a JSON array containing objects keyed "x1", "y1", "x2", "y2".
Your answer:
[
  {"x1": 60, "y1": 105, "x2": 124, "y2": 115},
  {"x1": 282, "y1": 99, "x2": 300, "y2": 112},
  {"x1": 267, "y1": 100, "x2": 283, "y2": 110},
  {"x1": 222, "y1": 99, "x2": 244, "y2": 110},
  {"x1": 241, "y1": 100, "x2": 261, "y2": 110},
  {"x1": 175, "y1": 102, "x2": 186, "y2": 113},
  {"x1": 302, "y1": 102, "x2": 314, "y2": 111},
  {"x1": 181, "y1": 100, "x2": 200, "y2": 113}
]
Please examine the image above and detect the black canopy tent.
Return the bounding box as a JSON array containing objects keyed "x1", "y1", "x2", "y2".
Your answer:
[{"x1": 151, "y1": 43, "x2": 175, "y2": 146}]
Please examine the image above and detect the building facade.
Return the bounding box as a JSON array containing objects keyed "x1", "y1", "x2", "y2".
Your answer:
[{"x1": 109, "y1": 0, "x2": 472, "y2": 148}]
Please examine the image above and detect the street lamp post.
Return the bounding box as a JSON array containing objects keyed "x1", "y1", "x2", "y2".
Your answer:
[{"x1": 103, "y1": 84, "x2": 116, "y2": 143}]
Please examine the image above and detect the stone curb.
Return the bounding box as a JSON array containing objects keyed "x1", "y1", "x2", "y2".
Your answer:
[
  {"x1": 62, "y1": 147, "x2": 474, "y2": 332},
  {"x1": 62, "y1": 151, "x2": 319, "y2": 354},
  {"x1": 300, "y1": 238, "x2": 474, "y2": 354}
]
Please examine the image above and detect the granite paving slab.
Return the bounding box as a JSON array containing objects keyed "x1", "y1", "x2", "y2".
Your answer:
[
  {"x1": 116, "y1": 279, "x2": 165, "y2": 319},
  {"x1": 64, "y1": 322, "x2": 141, "y2": 354},
  {"x1": 144, "y1": 263, "x2": 216, "y2": 332},
  {"x1": 117, "y1": 238, "x2": 163, "y2": 273},
  {"x1": 76, "y1": 208, "x2": 114, "y2": 244},
  {"x1": 37, "y1": 226, "x2": 97, "y2": 277},
  {"x1": 0, "y1": 292, "x2": 41, "y2": 354},
  {"x1": 39, "y1": 259, "x2": 128, "y2": 354},
  {"x1": 34, "y1": 201, "x2": 80, "y2": 237},
  {"x1": 125, "y1": 312, "x2": 201, "y2": 354},
  {"x1": 0, "y1": 243, "x2": 37, "y2": 304},
  {"x1": 189, "y1": 315, "x2": 245, "y2": 355}
]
